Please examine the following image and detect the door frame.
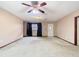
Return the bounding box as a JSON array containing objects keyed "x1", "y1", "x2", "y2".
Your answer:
[{"x1": 74, "y1": 16, "x2": 79, "y2": 46}]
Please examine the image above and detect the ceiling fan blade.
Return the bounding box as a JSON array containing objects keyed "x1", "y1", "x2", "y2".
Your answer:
[
  {"x1": 40, "y1": 2, "x2": 47, "y2": 7},
  {"x1": 38, "y1": 9, "x2": 45, "y2": 13},
  {"x1": 22, "y1": 3, "x2": 32, "y2": 7},
  {"x1": 27, "y1": 9, "x2": 33, "y2": 13}
]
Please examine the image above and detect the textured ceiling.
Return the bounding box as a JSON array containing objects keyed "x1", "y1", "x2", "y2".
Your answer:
[{"x1": 0, "y1": 1, "x2": 79, "y2": 22}]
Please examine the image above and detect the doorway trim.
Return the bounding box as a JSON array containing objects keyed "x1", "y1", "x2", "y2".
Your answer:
[{"x1": 74, "y1": 16, "x2": 79, "y2": 46}]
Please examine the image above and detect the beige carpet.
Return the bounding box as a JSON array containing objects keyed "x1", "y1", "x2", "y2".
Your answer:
[{"x1": 0, "y1": 37, "x2": 79, "y2": 57}]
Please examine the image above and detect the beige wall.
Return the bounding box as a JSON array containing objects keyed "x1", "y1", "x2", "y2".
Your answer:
[
  {"x1": 54, "y1": 10, "x2": 79, "y2": 44},
  {"x1": 0, "y1": 9, "x2": 23, "y2": 47},
  {"x1": 42, "y1": 22, "x2": 48, "y2": 36},
  {"x1": 23, "y1": 21, "x2": 27, "y2": 37}
]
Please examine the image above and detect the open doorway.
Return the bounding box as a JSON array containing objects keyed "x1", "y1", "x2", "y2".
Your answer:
[
  {"x1": 27, "y1": 23, "x2": 42, "y2": 37},
  {"x1": 74, "y1": 16, "x2": 79, "y2": 46}
]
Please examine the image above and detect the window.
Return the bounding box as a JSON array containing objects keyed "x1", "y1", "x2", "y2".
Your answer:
[{"x1": 32, "y1": 24, "x2": 38, "y2": 30}]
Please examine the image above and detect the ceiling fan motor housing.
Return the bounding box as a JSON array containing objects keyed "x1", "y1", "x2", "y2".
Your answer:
[{"x1": 31, "y1": 1, "x2": 38, "y2": 5}]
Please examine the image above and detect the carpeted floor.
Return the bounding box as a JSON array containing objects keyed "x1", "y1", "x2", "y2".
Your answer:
[{"x1": 0, "y1": 37, "x2": 79, "y2": 57}]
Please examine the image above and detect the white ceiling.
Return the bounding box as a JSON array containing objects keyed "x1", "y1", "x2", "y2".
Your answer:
[{"x1": 0, "y1": 1, "x2": 79, "y2": 22}]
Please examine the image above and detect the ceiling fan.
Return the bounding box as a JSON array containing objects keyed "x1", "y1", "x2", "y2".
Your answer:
[{"x1": 22, "y1": 1, "x2": 47, "y2": 13}]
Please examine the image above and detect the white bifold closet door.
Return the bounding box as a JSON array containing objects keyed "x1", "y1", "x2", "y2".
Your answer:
[
  {"x1": 48, "y1": 24, "x2": 54, "y2": 37},
  {"x1": 77, "y1": 18, "x2": 79, "y2": 45}
]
